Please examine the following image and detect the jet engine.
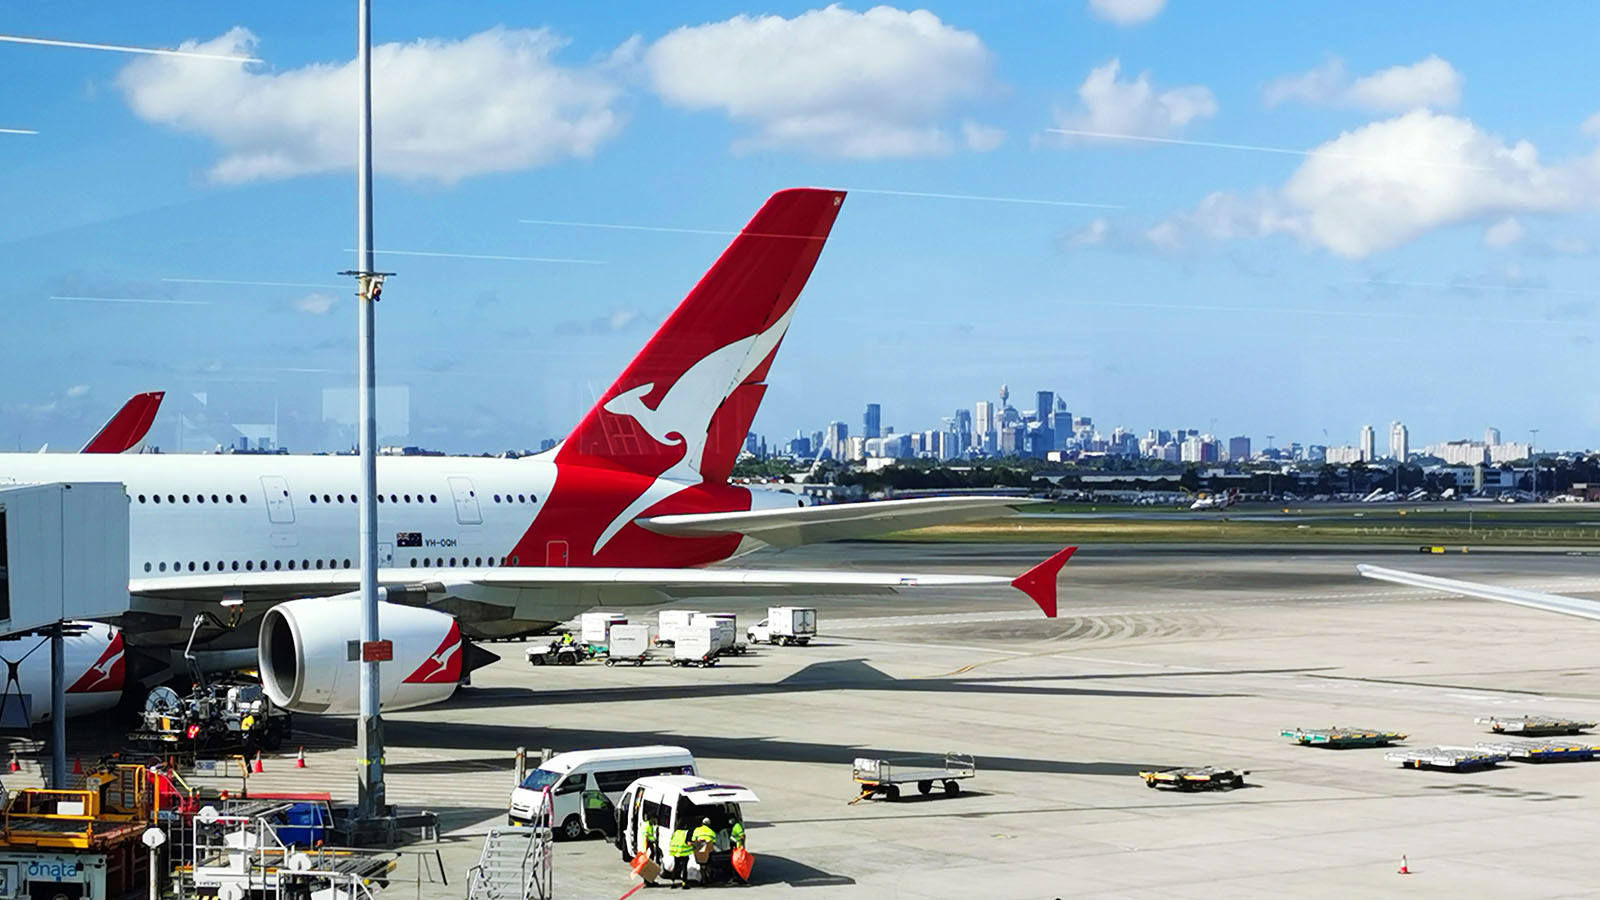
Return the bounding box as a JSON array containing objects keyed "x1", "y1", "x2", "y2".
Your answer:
[{"x1": 258, "y1": 598, "x2": 476, "y2": 715}]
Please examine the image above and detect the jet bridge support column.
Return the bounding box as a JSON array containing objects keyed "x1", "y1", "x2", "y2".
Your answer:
[{"x1": 49, "y1": 621, "x2": 64, "y2": 789}]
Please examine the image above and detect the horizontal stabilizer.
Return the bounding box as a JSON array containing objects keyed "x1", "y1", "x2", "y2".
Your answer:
[
  {"x1": 1356, "y1": 564, "x2": 1600, "y2": 621},
  {"x1": 636, "y1": 495, "x2": 1037, "y2": 547}
]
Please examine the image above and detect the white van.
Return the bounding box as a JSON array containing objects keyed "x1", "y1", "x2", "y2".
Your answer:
[
  {"x1": 612, "y1": 775, "x2": 759, "y2": 884},
  {"x1": 508, "y1": 745, "x2": 696, "y2": 840}
]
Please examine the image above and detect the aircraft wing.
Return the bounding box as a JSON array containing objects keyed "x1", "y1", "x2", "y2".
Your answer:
[
  {"x1": 129, "y1": 546, "x2": 1078, "y2": 617},
  {"x1": 1356, "y1": 563, "x2": 1600, "y2": 621},
  {"x1": 82, "y1": 391, "x2": 164, "y2": 453},
  {"x1": 635, "y1": 496, "x2": 1037, "y2": 548}
]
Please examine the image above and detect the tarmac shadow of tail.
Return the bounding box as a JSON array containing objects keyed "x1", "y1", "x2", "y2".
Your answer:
[{"x1": 745, "y1": 854, "x2": 855, "y2": 887}]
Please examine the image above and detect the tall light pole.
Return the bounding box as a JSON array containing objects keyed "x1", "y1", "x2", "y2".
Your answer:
[{"x1": 339, "y1": 0, "x2": 391, "y2": 826}]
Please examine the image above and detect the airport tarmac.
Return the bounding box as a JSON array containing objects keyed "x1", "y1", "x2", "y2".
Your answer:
[{"x1": 62, "y1": 543, "x2": 1600, "y2": 897}]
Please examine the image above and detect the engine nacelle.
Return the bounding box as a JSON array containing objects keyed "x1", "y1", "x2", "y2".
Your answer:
[{"x1": 259, "y1": 598, "x2": 463, "y2": 715}]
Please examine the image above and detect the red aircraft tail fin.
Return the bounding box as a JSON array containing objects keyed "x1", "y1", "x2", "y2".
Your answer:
[
  {"x1": 557, "y1": 189, "x2": 845, "y2": 483},
  {"x1": 81, "y1": 391, "x2": 164, "y2": 453}
]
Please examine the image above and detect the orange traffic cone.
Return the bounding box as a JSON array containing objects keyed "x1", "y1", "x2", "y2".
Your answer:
[
  {"x1": 1398, "y1": 855, "x2": 1411, "y2": 875},
  {"x1": 7, "y1": 751, "x2": 18, "y2": 773},
  {"x1": 71, "y1": 757, "x2": 82, "y2": 775},
  {"x1": 295, "y1": 747, "x2": 306, "y2": 769},
  {"x1": 252, "y1": 755, "x2": 264, "y2": 774}
]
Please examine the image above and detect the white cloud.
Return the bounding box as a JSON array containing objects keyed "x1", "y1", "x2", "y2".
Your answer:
[
  {"x1": 1062, "y1": 217, "x2": 1111, "y2": 248},
  {"x1": 117, "y1": 27, "x2": 623, "y2": 184},
  {"x1": 961, "y1": 120, "x2": 1005, "y2": 152},
  {"x1": 1145, "y1": 110, "x2": 1597, "y2": 258},
  {"x1": 1087, "y1": 0, "x2": 1166, "y2": 26},
  {"x1": 292, "y1": 292, "x2": 338, "y2": 315},
  {"x1": 64, "y1": 384, "x2": 91, "y2": 399},
  {"x1": 1483, "y1": 217, "x2": 1524, "y2": 248},
  {"x1": 1265, "y1": 55, "x2": 1461, "y2": 113},
  {"x1": 643, "y1": 5, "x2": 993, "y2": 158},
  {"x1": 1055, "y1": 59, "x2": 1216, "y2": 140}
]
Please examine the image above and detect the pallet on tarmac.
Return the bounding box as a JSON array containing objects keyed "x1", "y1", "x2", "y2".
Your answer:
[
  {"x1": 1138, "y1": 766, "x2": 1247, "y2": 791},
  {"x1": 1281, "y1": 726, "x2": 1406, "y2": 748},
  {"x1": 1477, "y1": 738, "x2": 1600, "y2": 762},
  {"x1": 1474, "y1": 715, "x2": 1596, "y2": 736},
  {"x1": 1385, "y1": 746, "x2": 1506, "y2": 769}
]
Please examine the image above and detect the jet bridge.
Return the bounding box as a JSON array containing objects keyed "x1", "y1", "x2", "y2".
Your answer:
[{"x1": 0, "y1": 481, "x2": 130, "y2": 636}]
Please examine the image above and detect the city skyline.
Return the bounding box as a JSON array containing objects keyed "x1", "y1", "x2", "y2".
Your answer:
[{"x1": 768, "y1": 383, "x2": 1571, "y2": 467}]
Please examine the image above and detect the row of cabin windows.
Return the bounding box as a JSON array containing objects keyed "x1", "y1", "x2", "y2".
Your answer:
[
  {"x1": 132, "y1": 491, "x2": 539, "y2": 506},
  {"x1": 136, "y1": 493, "x2": 250, "y2": 505},
  {"x1": 144, "y1": 555, "x2": 521, "y2": 573}
]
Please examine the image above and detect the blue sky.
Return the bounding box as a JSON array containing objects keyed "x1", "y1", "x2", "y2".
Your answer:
[{"x1": 3, "y1": 1, "x2": 1599, "y2": 453}]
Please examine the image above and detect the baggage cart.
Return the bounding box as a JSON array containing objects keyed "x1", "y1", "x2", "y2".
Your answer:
[
  {"x1": 656, "y1": 610, "x2": 703, "y2": 646},
  {"x1": 1385, "y1": 746, "x2": 1507, "y2": 769},
  {"x1": 1281, "y1": 726, "x2": 1406, "y2": 748},
  {"x1": 603, "y1": 624, "x2": 654, "y2": 667},
  {"x1": 1474, "y1": 714, "x2": 1596, "y2": 736},
  {"x1": 852, "y1": 753, "x2": 975, "y2": 801},
  {"x1": 1477, "y1": 738, "x2": 1600, "y2": 763},
  {"x1": 669, "y1": 626, "x2": 719, "y2": 668},
  {"x1": 1138, "y1": 766, "x2": 1247, "y2": 791}
]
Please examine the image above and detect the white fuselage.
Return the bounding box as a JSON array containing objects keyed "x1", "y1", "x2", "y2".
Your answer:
[{"x1": 0, "y1": 453, "x2": 561, "y2": 579}]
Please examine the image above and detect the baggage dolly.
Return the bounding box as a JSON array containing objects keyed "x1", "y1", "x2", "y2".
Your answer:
[
  {"x1": 1385, "y1": 746, "x2": 1507, "y2": 769},
  {"x1": 1474, "y1": 714, "x2": 1597, "y2": 736},
  {"x1": 1138, "y1": 766, "x2": 1247, "y2": 791},
  {"x1": 1282, "y1": 727, "x2": 1406, "y2": 748},
  {"x1": 852, "y1": 753, "x2": 976, "y2": 801},
  {"x1": 1477, "y1": 738, "x2": 1600, "y2": 763}
]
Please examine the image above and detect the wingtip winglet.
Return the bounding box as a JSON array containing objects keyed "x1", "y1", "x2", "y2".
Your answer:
[{"x1": 1011, "y1": 546, "x2": 1077, "y2": 618}]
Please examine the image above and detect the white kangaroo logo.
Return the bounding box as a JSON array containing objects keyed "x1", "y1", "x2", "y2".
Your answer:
[{"x1": 592, "y1": 302, "x2": 799, "y2": 553}]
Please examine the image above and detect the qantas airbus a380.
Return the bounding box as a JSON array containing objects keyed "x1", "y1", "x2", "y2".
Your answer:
[{"x1": 0, "y1": 188, "x2": 1074, "y2": 717}]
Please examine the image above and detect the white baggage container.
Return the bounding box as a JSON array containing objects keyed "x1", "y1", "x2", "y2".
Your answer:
[
  {"x1": 670, "y1": 626, "x2": 718, "y2": 667},
  {"x1": 582, "y1": 612, "x2": 628, "y2": 646},
  {"x1": 604, "y1": 624, "x2": 654, "y2": 666},
  {"x1": 691, "y1": 614, "x2": 737, "y2": 652},
  {"x1": 657, "y1": 610, "x2": 703, "y2": 646}
]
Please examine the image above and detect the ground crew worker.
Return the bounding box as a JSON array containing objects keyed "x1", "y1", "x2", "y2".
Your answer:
[
  {"x1": 668, "y1": 823, "x2": 692, "y2": 884},
  {"x1": 729, "y1": 820, "x2": 745, "y2": 849},
  {"x1": 689, "y1": 817, "x2": 717, "y2": 884},
  {"x1": 643, "y1": 817, "x2": 660, "y2": 862},
  {"x1": 559, "y1": 632, "x2": 574, "y2": 647},
  {"x1": 583, "y1": 790, "x2": 606, "y2": 833}
]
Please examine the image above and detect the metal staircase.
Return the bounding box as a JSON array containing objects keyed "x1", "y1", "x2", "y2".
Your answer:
[{"x1": 466, "y1": 826, "x2": 553, "y2": 900}]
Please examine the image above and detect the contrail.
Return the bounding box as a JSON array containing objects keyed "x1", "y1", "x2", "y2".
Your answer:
[
  {"x1": 51, "y1": 295, "x2": 212, "y2": 306},
  {"x1": 1350, "y1": 278, "x2": 1600, "y2": 297},
  {"x1": 1058, "y1": 299, "x2": 1583, "y2": 327},
  {"x1": 1047, "y1": 128, "x2": 1492, "y2": 171},
  {"x1": 519, "y1": 219, "x2": 738, "y2": 237},
  {"x1": 347, "y1": 248, "x2": 606, "y2": 264},
  {"x1": 0, "y1": 34, "x2": 258, "y2": 63},
  {"x1": 844, "y1": 187, "x2": 1122, "y2": 209},
  {"x1": 0, "y1": 128, "x2": 38, "y2": 135},
  {"x1": 163, "y1": 278, "x2": 344, "y2": 289},
  {"x1": 518, "y1": 220, "x2": 828, "y2": 241}
]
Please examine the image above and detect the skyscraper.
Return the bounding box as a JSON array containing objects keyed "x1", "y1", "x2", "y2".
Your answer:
[
  {"x1": 1228, "y1": 436, "x2": 1251, "y2": 461},
  {"x1": 1485, "y1": 426, "x2": 1501, "y2": 446},
  {"x1": 1033, "y1": 390, "x2": 1054, "y2": 454},
  {"x1": 824, "y1": 421, "x2": 848, "y2": 459},
  {"x1": 1359, "y1": 424, "x2": 1375, "y2": 462},
  {"x1": 974, "y1": 401, "x2": 993, "y2": 450},
  {"x1": 863, "y1": 403, "x2": 881, "y2": 440},
  {"x1": 1389, "y1": 421, "x2": 1409, "y2": 461}
]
